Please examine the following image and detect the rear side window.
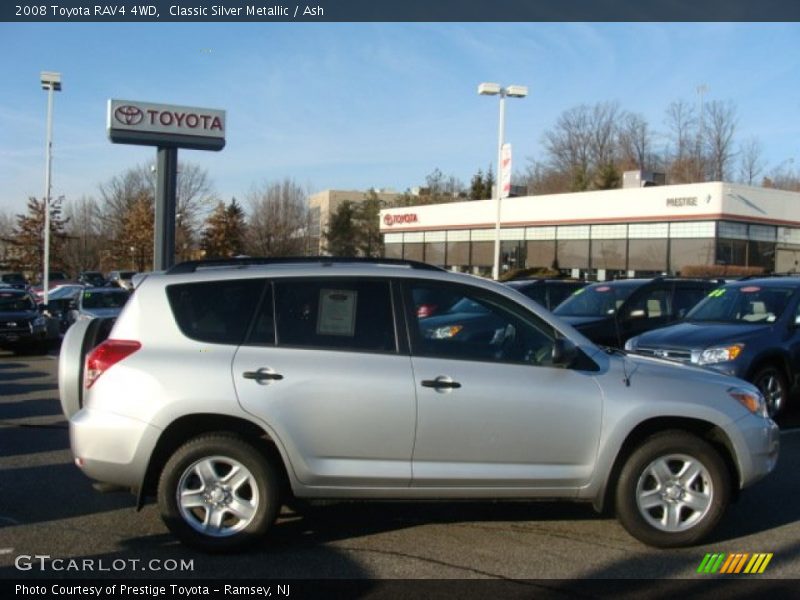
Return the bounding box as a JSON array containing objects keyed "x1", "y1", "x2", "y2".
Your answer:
[
  {"x1": 274, "y1": 279, "x2": 396, "y2": 353},
  {"x1": 167, "y1": 279, "x2": 264, "y2": 345}
]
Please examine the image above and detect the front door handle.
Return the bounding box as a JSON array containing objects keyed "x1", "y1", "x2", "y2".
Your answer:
[
  {"x1": 421, "y1": 377, "x2": 461, "y2": 390},
  {"x1": 243, "y1": 368, "x2": 284, "y2": 383}
]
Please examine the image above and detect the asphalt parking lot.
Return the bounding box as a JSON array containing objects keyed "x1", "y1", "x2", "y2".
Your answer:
[{"x1": 1, "y1": 348, "x2": 800, "y2": 588}]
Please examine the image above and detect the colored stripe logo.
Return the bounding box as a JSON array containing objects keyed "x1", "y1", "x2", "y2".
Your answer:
[{"x1": 697, "y1": 553, "x2": 773, "y2": 574}]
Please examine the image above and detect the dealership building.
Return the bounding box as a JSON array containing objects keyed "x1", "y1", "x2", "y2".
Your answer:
[{"x1": 379, "y1": 181, "x2": 800, "y2": 279}]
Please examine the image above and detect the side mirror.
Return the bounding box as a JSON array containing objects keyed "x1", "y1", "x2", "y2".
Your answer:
[{"x1": 552, "y1": 338, "x2": 578, "y2": 367}]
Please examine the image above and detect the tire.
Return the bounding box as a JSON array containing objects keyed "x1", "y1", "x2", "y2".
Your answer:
[
  {"x1": 158, "y1": 434, "x2": 280, "y2": 552},
  {"x1": 751, "y1": 366, "x2": 788, "y2": 419},
  {"x1": 615, "y1": 430, "x2": 730, "y2": 548}
]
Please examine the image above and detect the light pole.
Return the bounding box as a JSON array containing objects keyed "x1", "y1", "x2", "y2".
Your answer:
[
  {"x1": 41, "y1": 71, "x2": 61, "y2": 306},
  {"x1": 478, "y1": 82, "x2": 527, "y2": 280}
]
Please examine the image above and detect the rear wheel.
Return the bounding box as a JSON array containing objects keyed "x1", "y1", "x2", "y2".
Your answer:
[
  {"x1": 751, "y1": 366, "x2": 788, "y2": 418},
  {"x1": 158, "y1": 434, "x2": 280, "y2": 552},
  {"x1": 615, "y1": 430, "x2": 730, "y2": 547}
]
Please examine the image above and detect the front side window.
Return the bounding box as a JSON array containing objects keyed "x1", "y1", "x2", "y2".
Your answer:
[
  {"x1": 274, "y1": 279, "x2": 396, "y2": 353},
  {"x1": 408, "y1": 282, "x2": 556, "y2": 365}
]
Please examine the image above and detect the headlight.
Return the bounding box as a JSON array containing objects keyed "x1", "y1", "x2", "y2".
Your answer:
[
  {"x1": 425, "y1": 325, "x2": 463, "y2": 339},
  {"x1": 697, "y1": 344, "x2": 743, "y2": 365},
  {"x1": 624, "y1": 337, "x2": 638, "y2": 352},
  {"x1": 729, "y1": 387, "x2": 768, "y2": 418}
]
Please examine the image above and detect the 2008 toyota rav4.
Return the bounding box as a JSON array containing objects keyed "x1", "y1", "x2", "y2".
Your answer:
[{"x1": 59, "y1": 258, "x2": 779, "y2": 551}]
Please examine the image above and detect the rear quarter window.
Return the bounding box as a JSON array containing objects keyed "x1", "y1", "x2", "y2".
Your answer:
[{"x1": 167, "y1": 279, "x2": 264, "y2": 345}]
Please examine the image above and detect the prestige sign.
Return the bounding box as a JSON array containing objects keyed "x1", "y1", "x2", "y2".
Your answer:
[{"x1": 107, "y1": 99, "x2": 225, "y2": 150}]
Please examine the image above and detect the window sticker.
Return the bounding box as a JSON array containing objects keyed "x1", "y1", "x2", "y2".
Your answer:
[
  {"x1": 708, "y1": 289, "x2": 726, "y2": 298},
  {"x1": 595, "y1": 286, "x2": 611, "y2": 292},
  {"x1": 573, "y1": 288, "x2": 585, "y2": 295},
  {"x1": 317, "y1": 289, "x2": 357, "y2": 337},
  {"x1": 740, "y1": 286, "x2": 761, "y2": 293}
]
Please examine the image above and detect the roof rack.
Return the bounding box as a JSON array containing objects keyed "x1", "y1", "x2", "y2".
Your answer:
[{"x1": 166, "y1": 256, "x2": 446, "y2": 275}]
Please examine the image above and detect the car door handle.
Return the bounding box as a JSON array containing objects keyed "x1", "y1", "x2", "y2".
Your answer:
[
  {"x1": 243, "y1": 369, "x2": 284, "y2": 382},
  {"x1": 421, "y1": 378, "x2": 461, "y2": 390}
]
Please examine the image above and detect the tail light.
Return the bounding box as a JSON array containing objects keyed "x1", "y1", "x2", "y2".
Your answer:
[{"x1": 84, "y1": 339, "x2": 141, "y2": 389}]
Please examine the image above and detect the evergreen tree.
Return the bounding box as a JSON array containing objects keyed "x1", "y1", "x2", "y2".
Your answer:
[
  {"x1": 10, "y1": 196, "x2": 69, "y2": 278},
  {"x1": 324, "y1": 201, "x2": 360, "y2": 256}
]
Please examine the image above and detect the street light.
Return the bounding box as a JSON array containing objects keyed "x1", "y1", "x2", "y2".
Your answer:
[
  {"x1": 41, "y1": 71, "x2": 62, "y2": 306},
  {"x1": 478, "y1": 82, "x2": 527, "y2": 280}
]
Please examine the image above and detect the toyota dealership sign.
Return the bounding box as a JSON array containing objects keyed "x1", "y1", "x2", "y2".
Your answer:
[{"x1": 107, "y1": 99, "x2": 226, "y2": 150}]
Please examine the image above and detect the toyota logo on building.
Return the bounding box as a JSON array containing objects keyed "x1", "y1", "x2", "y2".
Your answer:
[
  {"x1": 114, "y1": 105, "x2": 144, "y2": 125},
  {"x1": 383, "y1": 213, "x2": 418, "y2": 227}
]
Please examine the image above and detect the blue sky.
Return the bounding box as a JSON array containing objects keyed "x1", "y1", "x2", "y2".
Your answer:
[{"x1": 1, "y1": 22, "x2": 799, "y2": 216}]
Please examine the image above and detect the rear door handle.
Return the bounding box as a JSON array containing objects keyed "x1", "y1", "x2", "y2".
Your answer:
[
  {"x1": 243, "y1": 368, "x2": 284, "y2": 383},
  {"x1": 421, "y1": 377, "x2": 461, "y2": 390}
]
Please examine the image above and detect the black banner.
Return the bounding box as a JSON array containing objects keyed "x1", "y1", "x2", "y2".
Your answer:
[{"x1": 3, "y1": 0, "x2": 800, "y2": 22}]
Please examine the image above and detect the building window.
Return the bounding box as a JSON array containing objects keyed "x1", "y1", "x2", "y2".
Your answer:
[
  {"x1": 526, "y1": 241, "x2": 556, "y2": 269},
  {"x1": 716, "y1": 238, "x2": 747, "y2": 266},
  {"x1": 628, "y1": 239, "x2": 668, "y2": 271},
  {"x1": 670, "y1": 239, "x2": 716, "y2": 274}
]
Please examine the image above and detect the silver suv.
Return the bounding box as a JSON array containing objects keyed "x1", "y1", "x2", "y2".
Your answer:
[{"x1": 59, "y1": 258, "x2": 779, "y2": 551}]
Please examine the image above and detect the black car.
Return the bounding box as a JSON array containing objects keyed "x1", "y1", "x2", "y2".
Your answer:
[
  {"x1": 553, "y1": 277, "x2": 718, "y2": 348},
  {"x1": 0, "y1": 288, "x2": 52, "y2": 354},
  {"x1": 0, "y1": 272, "x2": 29, "y2": 290},
  {"x1": 78, "y1": 271, "x2": 107, "y2": 287},
  {"x1": 505, "y1": 279, "x2": 588, "y2": 311},
  {"x1": 625, "y1": 277, "x2": 800, "y2": 417}
]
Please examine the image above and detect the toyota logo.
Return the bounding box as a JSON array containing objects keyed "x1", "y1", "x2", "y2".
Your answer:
[
  {"x1": 114, "y1": 105, "x2": 144, "y2": 125},
  {"x1": 383, "y1": 214, "x2": 393, "y2": 226}
]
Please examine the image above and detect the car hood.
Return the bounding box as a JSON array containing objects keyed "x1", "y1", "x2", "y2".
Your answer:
[
  {"x1": 635, "y1": 321, "x2": 772, "y2": 349},
  {"x1": 0, "y1": 311, "x2": 37, "y2": 321},
  {"x1": 555, "y1": 315, "x2": 609, "y2": 328}
]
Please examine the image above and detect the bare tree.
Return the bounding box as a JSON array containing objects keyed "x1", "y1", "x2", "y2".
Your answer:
[
  {"x1": 738, "y1": 136, "x2": 765, "y2": 186},
  {"x1": 664, "y1": 99, "x2": 701, "y2": 183},
  {"x1": 543, "y1": 104, "x2": 593, "y2": 191},
  {"x1": 62, "y1": 196, "x2": 103, "y2": 274},
  {"x1": 704, "y1": 100, "x2": 737, "y2": 181},
  {"x1": 618, "y1": 112, "x2": 654, "y2": 171},
  {"x1": 246, "y1": 179, "x2": 311, "y2": 257}
]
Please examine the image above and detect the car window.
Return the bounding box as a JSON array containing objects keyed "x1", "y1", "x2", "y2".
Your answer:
[
  {"x1": 274, "y1": 279, "x2": 396, "y2": 353},
  {"x1": 625, "y1": 287, "x2": 670, "y2": 320},
  {"x1": 0, "y1": 291, "x2": 35, "y2": 312},
  {"x1": 167, "y1": 279, "x2": 264, "y2": 345},
  {"x1": 672, "y1": 286, "x2": 709, "y2": 318},
  {"x1": 81, "y1": 291, "x2": 130, "y2": 309},
  {"x1": 244, "y1": 285, "x2": 275, "y2": 346},
  {"x1": 408, "y1": 282, "x2": 556, "y2": 366},
  {"x1": 687, "y1": 285, "x2": 795, "y2": 324},
  {"x1": 514, "y1": 284, "x2": 547, "y2": 307},
  {"x1": 554, "y1": 283, "x2": 637, "y2": 317},
  {"x1": 548, "y1": 284, "x2": 583, "y2": 309}
]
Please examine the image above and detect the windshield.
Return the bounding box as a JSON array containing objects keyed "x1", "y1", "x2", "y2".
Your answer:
[
  {"x1": 446, "y1": 297, "x2": 490, "y2": 314},
  {"x1": 554, "y1": 283, "x2": 637, "y2": 317},
  {"x1": 81, "y1": 291, "x2": 129, "y2": 309},
  {"x1": 0, "y1": 292, "x2": 35, "y2": 312},
  {"x1": 686, "y1": 285, "x2": 794, "y2": 324}
]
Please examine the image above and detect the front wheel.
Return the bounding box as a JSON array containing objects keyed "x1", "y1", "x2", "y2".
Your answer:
[
  {"x1": 158, "y1": 434, "x2": 280, "y2": 552},
  {"x1": 751, "y1": 366, "x2": 788, "y2": 419},
  {"x1": 615, "y1": 431, "x2": 730, "y2": 548}
]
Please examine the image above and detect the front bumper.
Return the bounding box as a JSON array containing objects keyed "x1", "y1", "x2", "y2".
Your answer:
[
  {"x1": 729, "y1": 414, "x2": 780, "y2": 489},
  {"x1": 70, "y1": 408, "x2": 162, "y2": 489}
]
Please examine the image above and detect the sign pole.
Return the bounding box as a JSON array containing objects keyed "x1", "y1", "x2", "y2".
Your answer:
[{"x1": 154, "y1": 146, "x2": 178, "y2": 271}]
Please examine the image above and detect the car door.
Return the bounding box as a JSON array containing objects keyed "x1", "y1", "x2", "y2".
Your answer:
[
  {"x1": 233, "y1": 277, "x2": 417, "y2": 488},
  {"x1": 405, "y1": 280, "x2": 603, "y2": 492}
]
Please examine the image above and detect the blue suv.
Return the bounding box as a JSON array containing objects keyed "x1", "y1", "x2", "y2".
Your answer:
[{"x1": 625, "y1": 277, "x2": 800, "y2": 417}]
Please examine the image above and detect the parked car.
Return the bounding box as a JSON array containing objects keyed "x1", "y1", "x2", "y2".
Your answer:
[
  {"x1": 553, "y1": 278, "x2": 720, "y2": 348},
  {"x1": 0, "y1": 272, "x2": 29, "y2": 290},
  {"x1": 68, "y1": 287, "x2": 130, "y2": 325},
  {"x1": 32, "y1": 273, "x2": 76, "y2": 300},
  {"x1": 505, "y1": 278, "x2": 588, "y2": 311},
  {"x1": 0, "y1": 288, "x2": 52, "y2": 354},
  {"x1": 59, "y1": 257, "x2": 778, "y2": 551},
  {"x1": 108, "y1": 270, "x2": 138, "y2": 290},
  {"x1": 43, "y1": 284, "x2": 85, "y2": 332},
  {"x1": 625, "y1": 276, "x2": 800, "y2": 417},
  {"x1": 78, "y1": 271, "x2": 108, "y2": 287}
]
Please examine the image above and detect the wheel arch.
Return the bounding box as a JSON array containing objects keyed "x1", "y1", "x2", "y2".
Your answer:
[
  {"x1": 136, "y1": 413, "x2": 291, "y2": 510},
  {"x1": 595, "y1": 417, "x2": 740, "y2": 514}
]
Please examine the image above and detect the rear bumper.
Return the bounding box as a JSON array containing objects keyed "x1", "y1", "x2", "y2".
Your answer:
[{"x1": 70, "y1": 408, "x2": 161, "y2": 488}]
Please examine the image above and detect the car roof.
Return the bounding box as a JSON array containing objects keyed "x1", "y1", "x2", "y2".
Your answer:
[{"x1": 724, "y1": 276, "x2": 800, "y2": 288}]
